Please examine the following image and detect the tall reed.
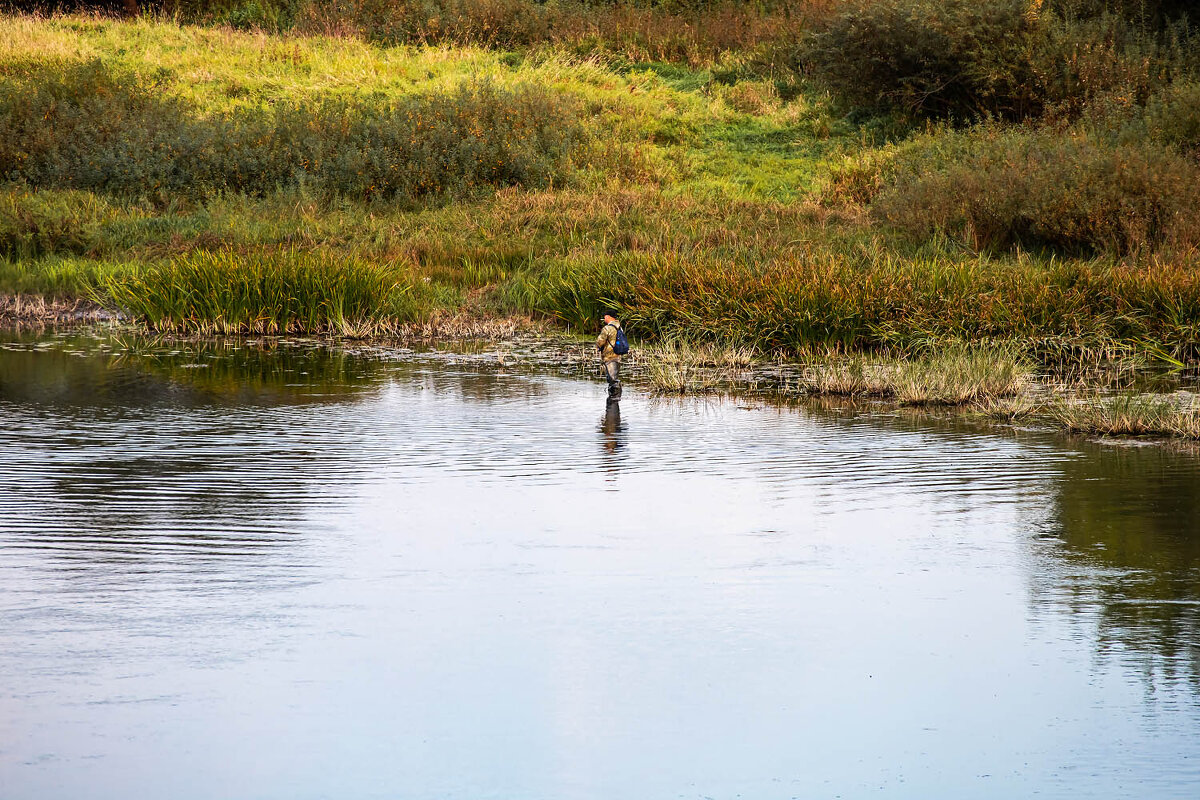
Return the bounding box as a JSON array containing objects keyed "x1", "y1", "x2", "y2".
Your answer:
[
  {"x1": 643, "y1": 336, "x2": 756, "y2": 393},
  {"x1": 528, "y1": 249, "x2": 1200, "y2": 357},
  {"x1": 99, "y1": 249, "x2": 422, "y2": 335}
]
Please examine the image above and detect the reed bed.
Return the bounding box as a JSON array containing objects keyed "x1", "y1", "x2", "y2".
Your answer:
[
  {"x1": 1052, "y1": 393, "x2": 1200, "y2": 438},
  {"x1": 531, "y1": 249, "x2": 1200, "y2": 357},
  {"x1": 98, "y1": 249, "x2": 425, "y2": 335},
  {"x1": 9, "y1": 180, "x2": 1200, "y2": 357},
  {"x1": 641, "y1": 337, "x2": 1031, "y2": 404}
]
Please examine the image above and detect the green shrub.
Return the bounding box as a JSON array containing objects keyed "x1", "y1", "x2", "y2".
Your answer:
[
  {"x1": 1145, "y1": 80, "x2": 1200, "y2": 151},
  {"x1": 0, "y1": 59, "x2": 586, "y2": 204},
  {"x1": 872, "y1": 126, "x2": 1200, "y2": 256},
  {"x1": 0, "y1": 187, "x2": 114, "y2": 258},
  {"x1": 1051, "y1": 0, "x2": 1195, "y2": 25},
  {"x1": 1031, "y1": 10, "x2": 1196, "y2": 119},
  {"x1": 804, "y1": 0, "x2": 1197, "y2": 122},
  {"x1": 804, "y1": 0, "x2": 1042, "y2": 120}
]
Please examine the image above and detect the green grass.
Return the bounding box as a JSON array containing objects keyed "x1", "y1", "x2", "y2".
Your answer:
[{"x1": 0, "y1": 254, "x2": 137, "y2": 297}]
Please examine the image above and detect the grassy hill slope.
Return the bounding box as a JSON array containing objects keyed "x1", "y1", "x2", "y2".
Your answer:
[{"x1": 2, "y1": 7, "x2": 1199, "y2": 359}]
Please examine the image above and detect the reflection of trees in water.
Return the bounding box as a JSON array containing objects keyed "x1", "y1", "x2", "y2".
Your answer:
[
  {"x1": 2, "y1": 334, "x2": 561, "y2": 581},
  {"x1": 0, "y1": 335, "x2": 396, "y2": 579},
  {"x1": 0, "y1": 333, "x2": 386, "y2": 408},
  {"x1": 1039, "y1": 444, "x2": 1200, "y2": 689},
  {"x1": 406, "y1": 363, "x2": 550, "y2": 405}
]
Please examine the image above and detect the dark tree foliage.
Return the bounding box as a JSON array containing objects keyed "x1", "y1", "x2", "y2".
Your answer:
[
  {"x1": 807, "y1": 0, "x2": 1197, "y2": 122},
  {"x1": 1056, "y1": 0, "x2": 1194, "y2": 24},
  {"x1": 2, "y1": 1, "x2": 138, "y2": 13}
]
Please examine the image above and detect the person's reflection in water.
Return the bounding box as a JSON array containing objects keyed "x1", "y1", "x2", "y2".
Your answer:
[{"x1": 599, "y1": 397, "x2": 625, "y2": 481}]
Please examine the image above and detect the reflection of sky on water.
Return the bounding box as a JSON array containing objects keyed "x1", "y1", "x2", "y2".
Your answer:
[{"x1": 2, "y1": 333, "x2": 1200, "y2": 799}]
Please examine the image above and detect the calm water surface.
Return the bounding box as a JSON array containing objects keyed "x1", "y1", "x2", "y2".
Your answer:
[{"x1": 2, "y1": 332, "x2": 1199, "y2": 799}]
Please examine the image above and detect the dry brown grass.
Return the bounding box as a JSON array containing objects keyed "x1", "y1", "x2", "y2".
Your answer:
[
  {"x1": 0, "y1": 293, "x2": 114, "y2": 324},
  {"x1": 391, "y1": 312, "x2": 540, "y2": 341}
]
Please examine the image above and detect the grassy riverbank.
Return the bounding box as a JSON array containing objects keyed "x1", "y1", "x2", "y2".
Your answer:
[
  {"x1": 633, "y1": 339, "x2": 1200, "y2": 442},
  {"x1": 3, "y1": 5, "x2": 1200, "y2": 370}
]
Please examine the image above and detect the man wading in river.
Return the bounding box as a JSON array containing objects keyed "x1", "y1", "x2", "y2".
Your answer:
[{"x1": 596, "y1": 312, "x2": 628, "y2": 399}]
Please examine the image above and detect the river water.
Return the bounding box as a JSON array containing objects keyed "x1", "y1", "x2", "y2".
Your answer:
[{"x1": 2, "y1": 331, "x2": 1199, "y2": 799}]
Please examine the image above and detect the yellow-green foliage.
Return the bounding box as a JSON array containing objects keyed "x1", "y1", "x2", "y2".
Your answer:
[
  {"x1": 1144, "y1": 80, "x2": 1200, "y2": 151},
  {"x1": 210, "y1": 0, "x2": 826, "y2": 71},
  {"x1": 0, "y1": 57, "x2": 586, "y2": 203},
  {"x1": 3, "y1": 10, "x2": 1200, "y2": 360},
  {"x1": 0, "y1": 188, "x2": 120, "y2": 258},
  {"x1": 0, "y1": 255, "x2": 137, "y2": 297}
]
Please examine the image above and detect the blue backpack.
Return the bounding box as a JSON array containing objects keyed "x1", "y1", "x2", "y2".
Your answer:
[{"x1": 612, "y1": 325, "x2": 630, "y2": 355}]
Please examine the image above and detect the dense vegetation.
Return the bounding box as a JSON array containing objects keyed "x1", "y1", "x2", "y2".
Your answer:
[
  {"x1": 1, "y1": 2, "x2": 1198, "y2": 357},
  {"x1": 1, "y1": 59, "x2": 584, "y2": 202}
]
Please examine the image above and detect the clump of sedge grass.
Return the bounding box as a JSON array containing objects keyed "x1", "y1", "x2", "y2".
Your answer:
[
  {"x1": 806, "y1": 353, "x2": 886, "y2": 395},
  {"x1": 98, "y1": 248, "x2": 429, "y2": 336},
  {"x1": 803, "y1": 343, "x2": 1032, "y2": 405},
  {"x1": 974, "y1": 393, "x2": 1046, "y2": 421},
  {"x1": 644, "y1": 336, "x2": 756, "y2": 394},
  {"x1": 890, "y1": 343, "x2": 1031, "y2": 404},
  {"x1": 1052, "y1": 393, "x2": 1200, "y2": 438}
]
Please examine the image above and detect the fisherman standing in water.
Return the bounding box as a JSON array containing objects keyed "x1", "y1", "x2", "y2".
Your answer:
[{"x1": 596, "y1": 311, "x2": 627, "y2": 399}]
